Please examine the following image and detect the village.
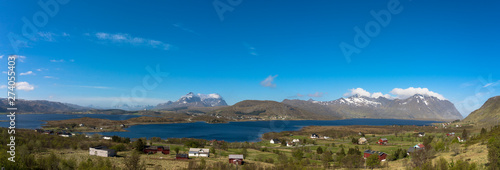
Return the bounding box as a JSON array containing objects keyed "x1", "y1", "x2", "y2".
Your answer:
[{"x1": 23, "y1": 122, "x2": 481, "y2": 169}]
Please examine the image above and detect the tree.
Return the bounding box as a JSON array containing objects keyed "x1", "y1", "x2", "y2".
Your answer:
[
  {"x1": 450, "y1": 143, "x2": 460, "y2": 156},
  {"x1": 210, "y1": 147, "x2": 216, "y2": 158},
  {"x1": 281, "y1": 140, "x2": 287, "y2": 146},
  {"x1": 242, "y1": 148, "x2": 248, "y2": 158},
  {"x1": 123, "y1": 151, "x2": 146, "y2": 170},
  {"x1": 488, "y1": 137, "x2": 500, "y2": 169},
  {"x1": 481, "y1": 128, "x2": 488, "y2": 136},
  {"x1": 316, "y1": 147, "x2": 323, "y2": 154},
  {"x1": 336, "y1": 147, "x2": 346, "y2": 162},
  {"x1": 134, "y1": 138, "x2": 145, "y2": 152},
  {"x1": 321, "y1": 151, "x2": 333, "y2": 169},
  {"x1": 174, "y1": 147, "x2": 180, "y2": 154},
  {"x1": 292, "y1": 148, "x2": 304, "y2": 161},
  {"x1": 462, "y1": 129, "x2": 468, "y2": 141},
  {"x1": 352, "y1": 138, "x2": 358, "y2": 144},
  {"x1": 366, "y1": 154, "x2": 380, "y2": 169}
]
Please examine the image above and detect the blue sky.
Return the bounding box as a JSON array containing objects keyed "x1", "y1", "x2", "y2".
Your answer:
[{"x1": 1, "y1": 0, "x2": 499, "y2": 116}]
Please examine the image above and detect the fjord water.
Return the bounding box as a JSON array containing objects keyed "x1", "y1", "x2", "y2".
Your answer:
[
  {"x1": 0, "y1": 114, "x2": 441, "y2": 142},
  {"x1": 100, "y1": 118, "x2": 441, "y2": 142}
]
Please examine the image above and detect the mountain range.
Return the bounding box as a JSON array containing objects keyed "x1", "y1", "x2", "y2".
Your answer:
[
  {"x1": 283, "y1": 94, "x2": 463, "y2": 120},
  {"x1": 0, "y1": 92, "x2": 466, "y2": 121}
]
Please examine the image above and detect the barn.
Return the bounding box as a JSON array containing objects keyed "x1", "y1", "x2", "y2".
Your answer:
[
  {"x1": 143, "y1": 146, "x2": 170, "y2": 154},
  {"x1": 363, "y1": 150, "x2": 387, "y2": 161},
  {"x1": 229, "y1": 154, "x2": 244, "y2": 165},
  {"x1": 89, "y1": 146, "x2": 116, "y2": 157},
  {"x1": 378, "y1": 138, "x2": 388, "y2": 145}
]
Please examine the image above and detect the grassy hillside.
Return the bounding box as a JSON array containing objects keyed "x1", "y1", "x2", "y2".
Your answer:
[
  {"x1": 462, "y1": 96, "x2": 500, "y2": 128},
  {"x1": 208, "y1": 100, "x2": 338, "y2": 120}
]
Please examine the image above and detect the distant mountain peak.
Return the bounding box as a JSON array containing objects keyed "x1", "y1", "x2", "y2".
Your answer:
[{"x1": 155, "y1": 92, "x2": 228, "y2": 110}]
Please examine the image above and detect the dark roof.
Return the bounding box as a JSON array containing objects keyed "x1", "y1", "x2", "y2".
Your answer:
[
  {"x1": 176, "y1": 154, "x2": 188, "y2": 158},
  {"x1": 407, "y1": 147, "x2": 424, "y2": 153},
  {"x1": 272, "y1": 139, "x2": 280, "y2": 142},
  {"x1": 364, "y1": 150, "x2": 386, "y2": 156}
]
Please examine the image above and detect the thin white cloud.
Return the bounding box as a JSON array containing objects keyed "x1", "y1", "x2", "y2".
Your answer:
[
  {"x1": 308, "y1": 92, "x2": 326, "y2": 98},
  {"x1": 38, "y1": 32, "x2": 56, "y2": 41},
  {"x1": 91, "y1": 32, "x2": 171, "y2": 50},
  {"x1": 12, "y1": 55, "x2": 26, "y2": 62},
  {"x1": 44, "y1": 76, "x2": 58, "y2": 79},
  {"x1": 16, "y1": 82, "x2": 35, "y2": 91},
  {"x1": 344, "y1": 88, "x2": 371, "y2": 97},
  {"x1": 173, "y1": 23, "x2": 200, "y2": 35},
  {"x1": 19, "y1": 71, "x2": 34, "y2": 76},
  {"x1": 390, "y1": 87, "x2": 446, "y2": 100},
  {"x1": 0, "y1": 55, "x2": 3, "y2": 59},
  {"x1": 0, "y1": 85, "x2": 6, "y2": 89},
  {"x1": 343, "y1": 87, "x2": 445, "y2": 100},
  {"x1": 483, "y1": 80, "x2": 500, "y2": 88},
  {"x1": 243, "y1": 43, "x2": 258, "y2": 56},
  {"x1": 297, "y1": 93, "x2": 304, "y2": 97},
  {"x1": 50, "y1": 59, "x2": 65, "y2": 62},
  {"x1": 260, "y1": 75, "x2": 278, "y2": 88}
]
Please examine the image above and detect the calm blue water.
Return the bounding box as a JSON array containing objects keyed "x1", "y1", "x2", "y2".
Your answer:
[
  {"x1": 99, "y1": 119, "x2": 441, "y2": 142},
  {"x1": 0, "y1": 114, "x2": 144, "y2": 129},
  {"x1": 0, "y1": 114, "x2": 441, "y2": 142}
]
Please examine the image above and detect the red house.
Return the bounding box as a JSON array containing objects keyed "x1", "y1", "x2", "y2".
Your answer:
[
  {"x1": 229, "y1": 154, "x2": 244, "y2": 165},
  {"x1": 363, "y1": 150, "x2": 387, "y2": 161},
  {"x1": 377, "y1": 138, "x2": 388, "y2": 145},
  {"x1": 143, "y1": 146, "x2": 170, "y2": 154}
]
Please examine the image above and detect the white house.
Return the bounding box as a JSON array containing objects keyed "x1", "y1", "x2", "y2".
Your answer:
[
  {"x1": 292, "y1": 139, "x2": 300, "y2": 143},
  {"x1": 59, "y1": 133, "x2": 72, "y2": 137},
  {"x1": 286, "y1": 142, "x2": 293, "y2": 147},
  {"x1": 323, "y1": 136, "x2": 330, "y2": 139},
  {"x1": 189, "y1": 148, "x2": 210, "y2": 157},
  {"x1": 102, "y1": 136, "x2": 112, "y2": 140},
  {"x1": 310, "y1": 133, "x2": 319, "y2": 139},
  {"x1": 270, "y1": 139, "x2": 281, "y2": 144},
  {"x1": 89, "y1": 146, "x2": 116, "y2": 157}
]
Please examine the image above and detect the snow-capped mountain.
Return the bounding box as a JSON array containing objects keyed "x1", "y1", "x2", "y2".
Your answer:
[
  {"x1": 154, "y1": 92, "x2": 228, "y2": 110},
  {"x1": 283, "y1": 94, "x2": 463, "y2": 120}
]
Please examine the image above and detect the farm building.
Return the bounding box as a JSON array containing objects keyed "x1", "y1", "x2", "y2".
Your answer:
[
  {"x1": 377, "y1": 138, "x2": 388, "y2": 145},
  {"x1": 292, "y1": 139, "x2": 300, "y2": 143},
  {"x1": 89, "y1": 146, "x2": 116, "y2": 157},
  {"x1": 102, "y1": 136, "x2": 112, "y2": 140},
  {"x1": 358, "y1": 137, "x2": 367, "y2": 145},
  {"x1": 363, "y1": 150, "x2": 387, "y2": 161},
  {"x1": 418, "y1": 132, "x2": 425, "y2": 137},
  {"x1": 446, "y1": 132, "x2": 455, "y2": 136},
  {"x1": 286, "y1": 142, "x2": 293, "y2": 147},
  {"x1": 143, "y1": 146, "x2": 170, "y2": 154},
  {"x1": 270, "y1": 139, "x2": 281, "y2": 144},
  {"x1": 310, "y1": 133, "x2": 319, "y2": 139},
  {"x1": 189, "y1": 148, "x2": 210, "y2": 157},
  {"x1": 59, "y1": 133, "x2": 72, "y2": 137},
  {"x1": 407, "y1": 144, "x2": 425, "y2": 155},
  {"x1": 229, "y1": 154, "x2": 244, "y2": 165},
  {"x1": 176, "y1": 154, "x2": 189, "y2": 160}
]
